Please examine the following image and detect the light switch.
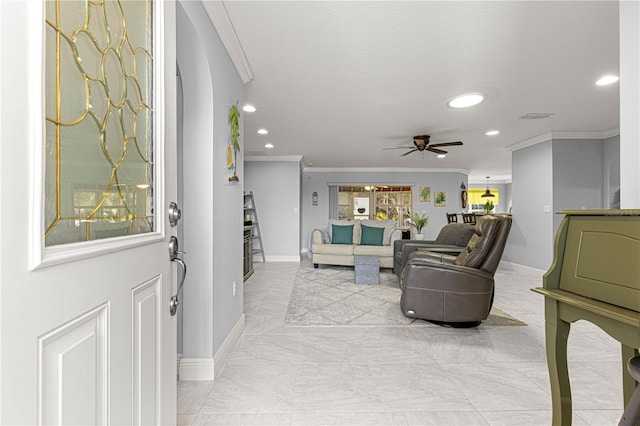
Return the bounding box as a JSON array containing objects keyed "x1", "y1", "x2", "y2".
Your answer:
[{"x1": 543, "y1": 205, "x2": 551, "y2": 213}]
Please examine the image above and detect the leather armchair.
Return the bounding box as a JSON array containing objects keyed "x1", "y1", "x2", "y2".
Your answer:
[
  {"x1": 399, "y1": 214, "x2": 512, "y2": 327},
  {"x1": 393, "y1": 223, "x2": 476, "y2": 276}
]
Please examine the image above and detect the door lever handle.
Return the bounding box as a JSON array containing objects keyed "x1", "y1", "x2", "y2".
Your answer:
[{"x1": 169, "y1": 257, "x2": 187, "y2": 316}]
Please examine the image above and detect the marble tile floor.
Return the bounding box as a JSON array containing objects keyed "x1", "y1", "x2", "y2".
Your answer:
[{"x1": 178, "y1": 259, "x2": 625, "y2": 425}]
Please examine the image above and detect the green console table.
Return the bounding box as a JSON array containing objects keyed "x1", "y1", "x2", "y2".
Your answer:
[{"x1": 532, "y1": 210, "x2": 640, "y2": 425}]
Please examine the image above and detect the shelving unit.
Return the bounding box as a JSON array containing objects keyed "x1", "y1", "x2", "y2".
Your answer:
[{"x1": 243, "y1": 191, "x2": 265, "y2": 264}]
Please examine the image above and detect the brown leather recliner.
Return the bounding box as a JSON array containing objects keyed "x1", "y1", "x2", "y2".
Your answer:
[
  {"x1": 399, "y1": 214, "x2": 512, "y2": 327},
  {"x1": 393, "y1": 223, "x2": 476, "y2": 276}
]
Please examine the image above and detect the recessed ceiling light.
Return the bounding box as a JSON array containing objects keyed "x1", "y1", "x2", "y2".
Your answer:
[
  {"x1": 447, "y1": 93, "x2": 486, "y2": 108},
  {"x1": 265, "y1": 143, "x2": 274, "y2": 149},
  {"x1": 485, "y1": 130, "x2": 500, "y2": 136},
  {"x1": 437, "y1": 154, "x2": 446, "y2": 159},
  {"x1": 596, "y1": 75, "x2": 619, "y2": 86},
  {"x1": 257, "y1": 129, "x2": 268, "y2": 135},
  {"x1": 242, "y1": 104, "x2": 256, "y2": 112}
]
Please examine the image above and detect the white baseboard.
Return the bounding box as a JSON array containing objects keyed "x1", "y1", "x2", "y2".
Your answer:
[
  {"x1": 499, "y1": 260, "x2": 546, "y2": 275},
  {"x1": 213, "y1": 313, "x2": 245, "y2": 378},
  {"x1": 178, "y1": 357, "x2": 215, "y2": 381},
  {"x1": 264, "y1": 255, "x2": 300, "y2": 262}
]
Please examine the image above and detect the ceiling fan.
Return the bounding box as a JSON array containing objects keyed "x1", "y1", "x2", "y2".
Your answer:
[{"x1": 384, "y1": 135, "x2": 463, "y2": 157}]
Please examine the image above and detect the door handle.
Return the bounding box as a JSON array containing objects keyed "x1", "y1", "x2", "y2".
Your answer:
[
  {"x1": 169, "y1": 257, "x2": 187, "y2": 316},
  {"x1": 168, "y1": 236, "x2": 187, "y2": 316}
]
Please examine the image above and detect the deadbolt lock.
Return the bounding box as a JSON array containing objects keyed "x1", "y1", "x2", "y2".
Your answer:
[{"x1": 169, "y1": 201, "x2": 181, "y2": 227}]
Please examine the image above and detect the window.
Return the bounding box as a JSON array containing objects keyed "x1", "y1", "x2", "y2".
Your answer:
[
  {"x1": 337, "y1": 186, "x2": 412, "y2": 229},
  {"x1": 44, "y1": 0, "x2": 155, "y2": 246},
  {"x1": 468, "y1": 189, "x2": 500, "y2": 213}
]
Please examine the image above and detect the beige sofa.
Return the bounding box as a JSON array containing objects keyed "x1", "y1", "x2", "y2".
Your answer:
[{"x1": 311, "y1": 219, "x2": 402, "y2": 269}]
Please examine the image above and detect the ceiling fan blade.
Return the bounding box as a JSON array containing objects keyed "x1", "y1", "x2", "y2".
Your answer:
[
  {"x1": 382, "y1": 146, "x2": 415, "y2": 150},
  {"x1": 426, "y1": 147, "x2": 448, "y2": 155},
  {"x1": 429, "y1": 141, "x2": 463, "y2": 147},
  {"x1": 400, "y1": 149, "x2": 419, "y2": 157}
]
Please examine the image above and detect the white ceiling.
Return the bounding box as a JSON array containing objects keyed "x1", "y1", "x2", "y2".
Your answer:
[{"x1": 220, "y1": 1, "x2": 620, "y2": 183}]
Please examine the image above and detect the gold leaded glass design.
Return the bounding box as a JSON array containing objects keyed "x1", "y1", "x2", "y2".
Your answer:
[{"x1": 44, "y1": 0, "x2": 154, "y2": 246}]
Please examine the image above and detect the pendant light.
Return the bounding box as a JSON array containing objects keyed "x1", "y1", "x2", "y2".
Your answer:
[{"x1": 481, "y1": 176, "x2": 495, "y2": 198}]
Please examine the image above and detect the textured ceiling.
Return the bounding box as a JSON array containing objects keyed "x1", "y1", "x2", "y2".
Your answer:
[{"x1": 220, "y1": 1, "x2": 620, "y2": 182}]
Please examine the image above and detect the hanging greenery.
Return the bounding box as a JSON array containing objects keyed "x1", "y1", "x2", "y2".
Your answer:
[
  {"x1": 228, "y1": 101, "x2": 240, "y2": 182},
  {"x1": 228, "y1": 101, "x2": 241, "y2": 151}
]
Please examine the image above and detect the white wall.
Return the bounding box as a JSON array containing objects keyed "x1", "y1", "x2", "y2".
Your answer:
[
  {"x1": 177, "y1": 1, "x2": 244, "y2": 371},
  {"x1": 301, "y1": 169, "x2": 468, "y2": 249},
  {"x1": 245, "y1": 159, "x2": 302, "y2": 261},
  {"x1": 620, "y1": 0, "x2": 640, "y2": 208}
]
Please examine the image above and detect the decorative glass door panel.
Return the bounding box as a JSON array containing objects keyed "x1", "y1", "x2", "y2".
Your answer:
[{"x1": 44, "y1": 0, "x2": 154, "y2": 246}]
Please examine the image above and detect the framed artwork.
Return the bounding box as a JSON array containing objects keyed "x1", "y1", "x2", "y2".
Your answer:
[
  {"x1": 434, "y1": 191, "x2": 446, "y2": 207},
  {"x1": 419, "y1": 187, "x2": 431, "y2": 202}
]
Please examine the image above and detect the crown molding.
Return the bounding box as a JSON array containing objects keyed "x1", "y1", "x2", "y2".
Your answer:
[
  {"x1": 468, "y1": 178, "x2": 512, "y2": 185},
  {"x1": 245, "y1": 155, "x2": 303, "y2": 162},
  {"x1": 203, "y1": 1, "x2": 254, "y2": 84},
  {"x1": 603, "y1": 128, "x2": 620, "y2": 138},
  {"x1": 507, "y1": 130, "x2": 620, "y2": 152},
  {"x1": 302, "y1": 167, "x2": 470, "y2": 175}
]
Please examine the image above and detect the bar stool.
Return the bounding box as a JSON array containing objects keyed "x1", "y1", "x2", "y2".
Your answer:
[
  {"x1": 446, "y1": 213, "x2": 458, "y2": 223},
  {"x1": 462, "y1": 213, "x2": 476, "y2": 224},
  {"x1": 619, "y1": 356, "x2": 640, "y2": 426}
]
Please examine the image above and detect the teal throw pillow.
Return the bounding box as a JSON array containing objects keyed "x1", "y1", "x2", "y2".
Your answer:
[
  {"x1": 331, "y1": 224, "x2": 354, "y2": 245},
  {"x1": 360, "y1": 225, "x2": 384, "y2": 246}
]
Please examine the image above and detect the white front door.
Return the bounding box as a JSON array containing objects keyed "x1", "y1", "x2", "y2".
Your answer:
[{"x1": 0, "y1": 1, "x2": 177, "y2": 424}]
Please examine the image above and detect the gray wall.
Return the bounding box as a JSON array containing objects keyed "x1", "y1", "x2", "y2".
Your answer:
[
  {"x1": 507, "y1": 137, "x2": 620, "y2": 271},
  {"x1": 177, "y1": 1, "x2": 245, "y2": 361},
  {"x1": 301, "y1": 170, "x2": 468, "y2": 249},
  {"x1": 506, "y1": 140, "x2": 554, "y2": 270},
  {"x1": 552, "y1": 139, "x2": 604, "y2": 231},
  {"x1": 245, "y1": 160, "x2": 302, "y2": 260},
  {"x1": 603, "y1": 135, "x2": 621, "y2": 208}
]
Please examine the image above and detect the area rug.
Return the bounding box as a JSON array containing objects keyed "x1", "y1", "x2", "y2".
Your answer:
[{"x1": 284, "y1": 265, "x2": 526, "y2": 327}]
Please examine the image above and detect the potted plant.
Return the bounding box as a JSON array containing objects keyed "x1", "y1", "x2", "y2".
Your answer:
[
  {"x1": 410, "y1": 212, "x2": 429, "y2": 240},
  {"x1": 483, "y1": 200, "x2": 494, "y2": 214}
]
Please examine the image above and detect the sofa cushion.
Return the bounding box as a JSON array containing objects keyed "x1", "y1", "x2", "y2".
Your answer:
[
  {"x1": 332, "y1": 224, "x2": 354, "y2": 244},
  {"x1": 354, "y1": 245, "x2": 393, "y2": 257},
  {"x1": 329, "y1": 219, "x2": 360, "y2": 244},
  {"x1": 360, "y1": 225, "x2": 384, "y2": 246},
  {"x1": 313, "y1": 243, "x2": 355, "y2": 256},
  {"x1": 360, "y1": 219, "x2": 396, "y2": 245}
]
